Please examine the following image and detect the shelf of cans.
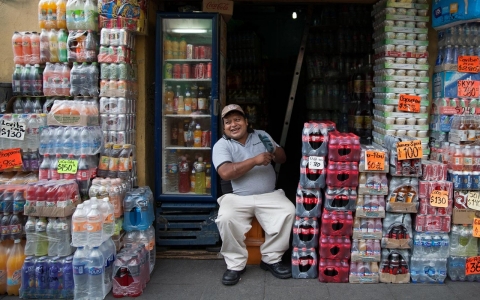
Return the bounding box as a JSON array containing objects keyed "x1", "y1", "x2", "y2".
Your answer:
[{"x1": 371, "y1": 0, "x2": 431, "y2": 157}]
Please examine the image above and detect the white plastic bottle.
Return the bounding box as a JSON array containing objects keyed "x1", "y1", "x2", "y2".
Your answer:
[
  {"x1": 86, "y1": 204, "x2": 103, "y2": 247},
  {"x1": 47, "y1": 217, "x2": 58, "y2": 256},
  {"x1": 71, "y1": 203, "x2": 87, "y2": 247},
  {"x1": 99, "y1": 198, "x2": 114, "y2": 238},
  {"x1": 86, "y1": 246, "x2": 105, "y2": 300},
  {"x1": 56, "y1": 217, "x2": 72, "y2": 256},
  {"x1": 24, "y1": 216, "x2": 36, "y2": 256},
  {"x1": 73, "y1": 246, "x2": 88, "y2": 300}
]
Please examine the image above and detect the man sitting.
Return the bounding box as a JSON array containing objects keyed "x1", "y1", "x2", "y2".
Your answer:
[{"x1": 212, "y1": 104, "x2": 295, "y2": 285}]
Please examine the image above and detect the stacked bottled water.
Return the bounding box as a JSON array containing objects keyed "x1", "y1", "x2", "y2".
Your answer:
[
  {"x1": 39, "y1": 126, "x2": 103, "y2": 156},
  {"x1": 448, "y1": 225, "x2": 480, "y2": 281},
  {"x1": 24, "y1": 216, "x2": 75, "y2": 257},
  {"x1": 410, "y1": 232, "x2": 449, "y2": 283}
]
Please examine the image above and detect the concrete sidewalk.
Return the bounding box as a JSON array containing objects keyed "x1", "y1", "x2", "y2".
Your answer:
[{"x1": 3, "y1": 258, "x2": 480, "y2": 300}]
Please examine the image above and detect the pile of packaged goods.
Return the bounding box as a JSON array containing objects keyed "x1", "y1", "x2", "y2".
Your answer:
[{"x1": 371, "y1": 0, "x2": 430, "y2": 157}]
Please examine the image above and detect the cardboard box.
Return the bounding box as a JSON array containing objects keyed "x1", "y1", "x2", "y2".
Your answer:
[
  {"x1": 386, "y1": 202, "x2": 418, "y2": 214},
  {"x1": 379, "y1": 273, "x2": 410, "y2": 284},
  {"x1": 433, "y1": 0, "x2": 480, "y2": 29},
  {"x1": 381, "y1": 238, "x2": 411, "y2": 249},
  {"x1": 452, "y1": 208, "x2": 480, "y2": 224},
  {"x1": 357, "y1": 184, "x2": 388, "y2": 196},
  {"x1": 355, "y1": 208, "x2": 386, "y2": 218},
  {"x1": 351, "y1": 253, "x2": 381, "y2": 262},
  {"x1": 202, "y1": 0, "x2": 233, "y2": 22},
  {"x1": 24, "y1": 199, "x2": 79, "y2": 218},
  {"x1": 433, "y1": 71, "x2": 480, "y2": 98},
  {"x1": 349, "y1": 274, "x2": 379, "y2": 284},
  {"x1": 352, "y1": 230, "x2": 382, "y2": 240},
  {"x1": 47, "y1": 114, "x2": 100, "y2": 127}
]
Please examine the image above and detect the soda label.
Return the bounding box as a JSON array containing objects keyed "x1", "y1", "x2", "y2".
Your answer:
[
  {"x1": 397, "y1": 140, "x2": 422, "y2": 160},
  {"x1": 430, "y1": 190, "x2": 448, "y2": 208},
  {"x1": 467, "y1": 192, "x2": 480, "y2": 211},
  {"x1": 308, "y1": 156, "x2": 324, "y2": 170},
  {"x1": 466, "y1": 256, "x2": 480, "y2": 275},
  {"x1": 57, "y1": 159, "x2": 78, "y2": 174},
  {"x1": 0, "y1": 148, "x2": 23, "y2": 171},
  {"x1": 398, "y1": 94, "x2": 420, "y2": 113},
  {"x1": 7, "y1": 270, "x2": 21, "y2": 286},
  {"x1": 458, "y1": 56, "x2": 480, "y2": 73},
  {"x1": 1, "y1": 119, "x2": 26, "y2": 140},
  {"x1": 365, "y1": 151, "x2": 385, "y2": 171}
]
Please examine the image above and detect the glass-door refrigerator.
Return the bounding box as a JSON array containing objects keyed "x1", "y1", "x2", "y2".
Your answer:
[{"x1": 155, "y1": 13, "x2": 224, "y2": 203}]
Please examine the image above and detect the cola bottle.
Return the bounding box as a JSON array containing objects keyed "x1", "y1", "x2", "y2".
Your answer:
[{"x1": 76, "y1": 154, "x2": 90, "y2": 200}]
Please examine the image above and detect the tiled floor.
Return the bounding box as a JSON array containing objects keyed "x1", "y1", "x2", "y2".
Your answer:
[{"x1": 3, "y1": 259, "x2": 480, "y2": 300}]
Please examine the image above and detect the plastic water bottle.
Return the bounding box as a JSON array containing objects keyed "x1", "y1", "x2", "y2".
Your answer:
[
  {"x1": 73, "y1": 246, "x2": 88, "y2": 300},
  {"x1": 87, "y1": 247, "x2": 105, "y2": 300},
  {"x1": 100, "y1": 198, "x2": 114, "y2": 238},
  {"x1": 80, "y1": 127, "x2": 92, "y2": 154},
  {"x1": 70, "y1": 62, "x2": 80, "y2": 95},
  {"x1": 99, "y1": 239, "x2": 114, "y2": 292},
  {"x1": 35, "y1": 217, "x2": 48, "y2": 256},
  {"x1": 87, "y1": 204, "x2": 103, "y2": 247},
  {"x1": 166, "y1": 150, "x2": 178, "y2": 192},
  {"x1": 72, "y1": 127, "x2": 81, "y2": 156},
  {"x1": 26, "y1": 114, "x2": 41, "y2": 151},
  {"x1": 88, "y1": 62, "x2": 99, "y2": 96},
  {"x1": 47, "y1": 218, "x2": 58, "y2": 256},
  {"x1": 71, "y1": 204, "x2": 87, "y2": 247},
  {"x1": 24, "y1": 216, "x2": 36, "y2": 256},
  {"x1": 57, "y1": 217, "x2": 72, "y2": 256}
]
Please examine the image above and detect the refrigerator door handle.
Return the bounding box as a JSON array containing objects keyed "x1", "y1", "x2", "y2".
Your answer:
[{"x1": 214, "y1": 98, "x2": 220, "y2": 116}]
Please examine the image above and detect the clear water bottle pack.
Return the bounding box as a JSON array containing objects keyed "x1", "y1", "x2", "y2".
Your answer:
[
  {"x1": 412, "y1": 232, "x2": 450, "y2": 258},
  {"x1": 123, "y1": 187, "x2": 154, "y2": 232},
  {"x1": 295, "y1": 185, "x2": 322, "y2": 218},
  {"x1": 410, "y1": 257, "x2": 447, "y2": 284},
  {"x1": 349, "y1": 261, "x2": 380, "y2": 283},
  {"x1": 448, "y1": 256, "x2": 480, "y2": 282},
  {"x1": 39, "y1": 126, "x2": 104, "y2": 156},
  {"x1": 449, "y1": 225, "x2": 479, "y2": 257}
]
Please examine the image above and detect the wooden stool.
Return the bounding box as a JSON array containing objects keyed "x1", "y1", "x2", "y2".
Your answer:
[{"x1": 245, "y1": 217, "x2": 265, "y2": 265}]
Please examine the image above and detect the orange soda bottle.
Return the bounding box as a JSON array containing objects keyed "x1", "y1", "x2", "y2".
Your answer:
[
  {"x1": 12, "y1": 32, "x2": 24, "y2": 65},
  {"x1": 6, "y1": 239, "x2": 25, "y2": 296},
  {"x1": 38, "y1": 0, "x2": 48, "y2": 29},
  {"x1": 0, "y1": 240, "x2": 8, "y2": 294},
  {"x1": 56, "y1": 0, "x2": 67, "y2": 29}
]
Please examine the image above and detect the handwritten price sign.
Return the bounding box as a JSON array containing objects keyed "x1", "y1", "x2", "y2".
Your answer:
[
  {"x1": 458, "y1": 80, "x2": 480, "y2": 98},
  {"x1": 467, "y1": 192, "x2": 480, "y2": 211},
  {"x1": 429, "y1": 190, "x2": 449, "y2": 208},
  {"x1": 398, "y1": 94, "x2": 421, "y2": 113},
  {"x1": 0, "y1": 148, "x2": 23, "y2": 170},
  {"x1": 57, "y1": 159, "x2": 78, "y2": 174},
  {"x1": 365, "y1": 150, "x2": 385, "y2": 171},
  {"x1": 397, "y1": 140, "x2": 423, "y2": 160},
  {"x1": 0, "y1": 119, "x2": 26, "y2": 141},
  {"x1": 466, "y1": 256, "x2": 480, "y2": 275},
  {"x1": 308, "y1": 156, "x2": 324, "y2": 170},
  {"x1": 473, "y1": 218, "x2": 480, "y2": 239},
  {"x1": 458, "y1": 56, "x2": 480, "y2": 73}
]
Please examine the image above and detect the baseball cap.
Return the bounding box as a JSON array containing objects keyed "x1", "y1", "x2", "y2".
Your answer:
[{"x1": 221, "y1": 104, "x2": 245, "y2": 119}]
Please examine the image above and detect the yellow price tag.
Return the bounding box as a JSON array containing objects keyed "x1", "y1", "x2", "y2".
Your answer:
[
  {"x1": 365, "y1": 151, "x2": 385, "y2": 171},
  {"x1": 397, "y1": 140, "x2": 423, "y2": 161},
  {"x1": 468, "y1": 192, "x2": 480, "y2": 211},
  {"x1": 57, "y1": 159, "x2": 78, "y2": 174},
  {"x1": 429, "y1": 190, "x2": 449, "y2": 208},
  {"x1": 473, "y1": 218, "x2": 480, "y2": 238}
]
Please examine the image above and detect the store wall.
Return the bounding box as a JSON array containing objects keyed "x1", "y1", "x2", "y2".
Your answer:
[{"x1": 0, "y1": 0, "x2": 157, "y2": 190}]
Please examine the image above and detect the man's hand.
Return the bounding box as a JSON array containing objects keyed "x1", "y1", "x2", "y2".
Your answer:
[
  {"x1": 254, "y1": 152, "x2": 273, "y2": 166},
  {"x1": 258, "y1": 134, "x2": 276, "y2": 154}
]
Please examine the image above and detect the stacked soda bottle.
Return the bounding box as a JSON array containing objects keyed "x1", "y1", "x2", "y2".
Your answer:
[
  {"x1": 113, "y1": 187, "x2": 155, "y2": 297},
  {"x1": 350, "y1": 144, "x2": 388, "y2": 283},
  {"x1": 71, "y1": 197, "x2": 116, "y2": 299},
  {"x1": 292, "y1": 121, "x2": 330, "y2": 279},
  {"x1": 447, "y1": 225, "x2": 480, "y2": 281},
  {"x1": 319, "y1": 130, "x2": 359, "y2": 283}
]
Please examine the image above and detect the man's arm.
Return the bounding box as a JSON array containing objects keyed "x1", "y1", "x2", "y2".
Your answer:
[
  {"x1": 217, "y1": 152, "x2": 273, "y2": 181},
  {"x1": 273, "y1": 146, "x2": 286, "y2": 164}
]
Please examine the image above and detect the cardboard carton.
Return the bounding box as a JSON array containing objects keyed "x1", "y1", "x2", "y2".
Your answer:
[
  {"x1": 47, "y1": 114, "x2": 99, "y2": 127},
  {"x1": 349, "y1": 274, "x2": 379, "y2": 284},
  {"x1": 453, "y1": 208, "x2": 480, "y2": 224}
]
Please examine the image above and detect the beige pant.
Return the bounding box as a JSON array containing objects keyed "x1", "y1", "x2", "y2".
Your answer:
[{"x1": 215, "y1": 189, "x2": 295, "y2": 271}]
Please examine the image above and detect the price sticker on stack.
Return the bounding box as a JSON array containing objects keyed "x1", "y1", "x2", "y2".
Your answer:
[
  {"x1": 397, "y1": 140, "x2": 423, "y2": 160},
  {"x1": 458, "y1": 56, "x2": 480, "y2": 73},
  {"x1": 57, "y1": 159, "x2": 78, "y2": 174},
  {"x1": 365, "y1": 150, "x2": 385, "y2": 171},
  {"x1": 473, "y1": 218, "x2": 480, "y2": 238},
  {"x1": 0, "y1": 119, "x2": 26, "y2": 140},
  {"x1": 466, "y1": 255, "x2": 480, "y2": 275},
  {"x1": 458, "y1": 80, "x2": 480, "y2": 98},
  {"x1": 429, "y1": 190, "x2": 449, "y2": 208},
  {"x1": 398, "y1": 94, "x2": 421, "y2": 113},
  {"x1": 308, "y1": 156, "x2": 324, "y2": 170},
  {"x1": 467, "y1": 192, "x2": 480, "y2": 211},
  {"x1": 0, "y1": 148, "x2": 23, "y2": 170}
]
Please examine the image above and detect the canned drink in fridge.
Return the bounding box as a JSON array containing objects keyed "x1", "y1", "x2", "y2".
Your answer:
[
  {"x1": 117, "y1": 114, "x2": 127, "y2": 131},
  {"x1": 201, "y1": 130, "x2": 210, "y2": 147},
  {"x1": 108, "y1": 131, "x2": 117, "y2": 143},
  {"x1": 100, "y1": 28, "x2": 110, "y2": 46},
  {"x1": 204, "y1": 46, "x2": 212, "y2": 59},
  {"x1": 194, "y1": 46, "x2": 199, "y2": 59},
  {"x1": 181, "y1": 64, "x2": 190, "y2": 79},
  {"x1": 207, "y1": 62, "x2": 212, "y2": 79},
  {"x1": 195, "y1": 63, "x2": 205, "y2": 79},
  {"x1": 100, "y1": 63, "x2": 110, "y2": 80},
  {"x1": 173, "y1": 64, "x2": 181, "y2": 79},
  {"x1": 198, "y1": 46, "x2": 206, "y2": 59},
  {"x1": 116, "y1": 131, "x2": 127, "y2": 144},
  {"x1": 186, "y1": 44, "x2": 193, "y2": 59},
  {"x1": 117, "y1": 97, "x2": 127, "y2": 113}
]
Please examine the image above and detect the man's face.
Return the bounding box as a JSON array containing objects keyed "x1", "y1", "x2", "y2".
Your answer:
[{"x1": 223, "y1": 112, "x2": 248, "y2": 141}]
